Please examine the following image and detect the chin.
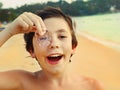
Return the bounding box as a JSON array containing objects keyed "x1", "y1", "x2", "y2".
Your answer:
[{"x1": 46, "y1": 65, "x2": 66, "y2": 75}]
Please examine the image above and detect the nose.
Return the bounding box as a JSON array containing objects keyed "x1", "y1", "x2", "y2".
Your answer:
[{"x1": 49, "y1": 37, "x2": 59, "y2": 49}]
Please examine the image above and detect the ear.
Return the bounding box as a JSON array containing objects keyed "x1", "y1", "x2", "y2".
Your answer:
[
  {"x1": 71, "y1": 47, "x2": 76, "y2": 55},
  {"x1": 29, "y1": 49, "x2": 36, "y2": 58}
]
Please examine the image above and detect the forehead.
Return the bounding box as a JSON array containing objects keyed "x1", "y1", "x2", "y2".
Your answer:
[{"x1": 43, "y1": 17, "x2": 71, "y2": 33}]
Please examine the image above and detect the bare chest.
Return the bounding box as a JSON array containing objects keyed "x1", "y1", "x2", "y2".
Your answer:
[{"x1": 23, "y1": 81, "x2": 95, "y2": 90}]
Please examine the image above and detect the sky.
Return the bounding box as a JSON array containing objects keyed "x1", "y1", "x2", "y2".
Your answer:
[{"x1": 0, "y1": 0, "x2": 73, "y2": 9}]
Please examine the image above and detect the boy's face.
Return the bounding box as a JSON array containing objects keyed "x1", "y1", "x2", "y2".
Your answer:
[{"x1": 32, "y1": 17, "x2": 75, "y2": 74}]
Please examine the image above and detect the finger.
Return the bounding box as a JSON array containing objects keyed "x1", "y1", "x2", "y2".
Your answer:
[
  {"x1": 27, "y1": 12, "x2": 47, "y2": 35},
  {"x1": 21, "y1": 13, "x2": 34, "y2": 27},
  {"x1": 21, "y1": 13, "x2": 38, "y2": 32},
  {"x1": 18, "y1": 19, "x2": 29, "y2": 33},
  {"x1": 24, "y1": 12, "x2": 43, "y2": 35},
  {"x1": 31, "y1": 25, "x2": 37, "y2": 32},
  {"x1": 35, "y1": 15, "x2": 47, "y2": 33}
]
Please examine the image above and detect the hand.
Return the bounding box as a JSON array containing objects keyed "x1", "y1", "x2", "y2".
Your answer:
[{"x1": 7, "y1": 12, "x2": 46, "y2": 36}]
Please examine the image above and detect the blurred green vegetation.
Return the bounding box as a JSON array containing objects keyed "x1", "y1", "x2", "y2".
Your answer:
[{"x1": 0, "y1": 0, "x2": 120, "y2": 22}]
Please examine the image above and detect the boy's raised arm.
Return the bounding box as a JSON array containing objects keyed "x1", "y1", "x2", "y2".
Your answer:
[
  {"x1": 0, "y1": 27, "x2": 13, "y2": 47},
  {"x1": 0, "y1": 12, "x2": 46, "y2": 47}
]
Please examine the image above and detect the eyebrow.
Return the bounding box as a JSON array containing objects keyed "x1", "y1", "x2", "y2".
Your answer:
[
  {"x1": 56, "y1": 29, "x2": 68, "y2": 33},
  {"x1": 46, "y1": 29, "x2": 69, "y2": 34}
]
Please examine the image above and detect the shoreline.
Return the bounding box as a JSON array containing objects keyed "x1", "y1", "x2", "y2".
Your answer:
[{"x1": 77, "y1": 31, "x2": 120, "y2": 52}]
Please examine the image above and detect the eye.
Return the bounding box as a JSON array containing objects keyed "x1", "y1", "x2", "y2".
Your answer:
[
  {"x1": 39, "y1": 36, "x2": 48, "y2": 41},
  {"x1": 58, "y1": 35, "x2": 67, "y2": 39}
]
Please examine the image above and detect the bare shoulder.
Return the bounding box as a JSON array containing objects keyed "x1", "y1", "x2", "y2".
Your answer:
[
  {"x1": 83, "y1": 76, "x2": 104, "y2": 90},
  {"x1": 77, "y1": 75, "x2": 104, "y2": 90},
  {"x1": 0, "y1": 70, "x2": 34, "y2": 90}
]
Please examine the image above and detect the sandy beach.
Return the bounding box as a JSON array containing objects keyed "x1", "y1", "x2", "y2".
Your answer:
[{"x1": 0, "y1": 33, "x2": 120, "y2": 90}]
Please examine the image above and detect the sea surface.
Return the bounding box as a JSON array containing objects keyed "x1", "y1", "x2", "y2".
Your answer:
[{"x1": 73, "y1": 13, "x2": 120, "y2": 44}]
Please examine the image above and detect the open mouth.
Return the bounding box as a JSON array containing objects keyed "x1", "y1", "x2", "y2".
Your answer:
[{"x1": 47, "y1": 55, "x2": 63, "y2": 64}]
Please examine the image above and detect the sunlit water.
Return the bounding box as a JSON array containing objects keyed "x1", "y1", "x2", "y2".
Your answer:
[
  {"x1": 73, "y1": 13, "x2": 120, "y2": 51},
  {"x1": 73, "y1": 13, "x2": 120, "y2": 44}
]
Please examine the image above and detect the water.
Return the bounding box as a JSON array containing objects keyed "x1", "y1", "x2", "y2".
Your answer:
[{"x1": 73, "y1": 13, "x2": 120, "y2": 44}]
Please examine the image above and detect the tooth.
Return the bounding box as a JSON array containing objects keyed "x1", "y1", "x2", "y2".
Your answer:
[{"x1": 49, "y1": 55, "x2": 60, "y2": 57}]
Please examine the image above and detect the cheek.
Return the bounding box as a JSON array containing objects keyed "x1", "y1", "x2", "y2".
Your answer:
[
  {"x1": 33, "y1": 37, "x2": 47, "y2": 57},
  {"x1": 62, "y1": 39, "x2": 73, "y2": 54}
]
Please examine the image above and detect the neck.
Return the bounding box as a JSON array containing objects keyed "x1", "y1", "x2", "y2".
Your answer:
[{"x1": 41, "y1": 67, "x2": 72, "y2": 86}]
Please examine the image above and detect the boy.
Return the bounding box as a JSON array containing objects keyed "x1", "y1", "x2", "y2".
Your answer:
[{"x1": 0, "y1": 7, "x2": 103, "y2": 90}]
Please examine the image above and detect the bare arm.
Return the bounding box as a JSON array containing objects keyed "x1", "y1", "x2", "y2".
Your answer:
[
  {"x1": 0, "y1": 71, "x2": 23, "y2": 90},
  {"x1": 0, "y1": 12, "x2": 46, "y2": 47},
  {"x1": 0, "y1": 27, "x2": 12, "y2": 47}
]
